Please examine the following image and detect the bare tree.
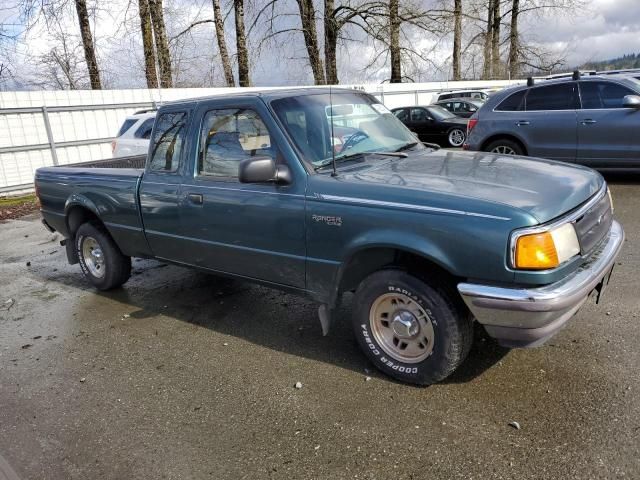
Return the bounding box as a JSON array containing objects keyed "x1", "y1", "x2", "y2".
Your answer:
[
  {"x1": 149, "y1": 0, "x2": 172, "y2": 87},
  {"x1": 213, "y1": 0, "x2": 235, "y2": 86},
  {"x1": 389, "y1": 0, "x2": 401, "y2": 82},
  {"x1": 359, "y1": 1, "x2": 448, "y2": 83},
  {"x1": 481, "y1": 0, "x2": 493, "y2": 78},
  {"x1": 234, "y1": 0, "x2": 250, "y2": 86},
  {"x1": 505, "y1": 0, "x2": 584, "y2": 76},
  {"x1": 324, "y1": 0, "x2": 339, "y2": 84},
  {"x1": 73, "y1": 0, "x2": 101, "y2": 88},
  {"x1": 507, "y1": 0, "x2": 519, "y2": 78},
  {"x1": 490, "y1": 0, "x2": 501, "y2": 77},
  {"x1": 451, "y1": 0, "x2": 462, "y2": 80},
  {"x1": 296, "y1": 0, "x2": 325, "y2": 84},
  {"x1": 34, "y1": 30, "x2": 90, "y2": 89},
  {"x1": 138, "y1": 0, "x2": 159, "y2": 88}
]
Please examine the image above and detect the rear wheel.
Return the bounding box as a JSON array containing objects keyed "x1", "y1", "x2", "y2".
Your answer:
[
  {"x1": 352, "y1": 270, "x2": 473, "y2": 385},
  {"x1": 75, "y1": 223, "x2": 131, "y2": 290},
  {"x1": 484, "y1": 139, "x2": 524, "y2": 155},
  {"x1": 447, "y1": 128, "x2": 466, "y2": 147}
]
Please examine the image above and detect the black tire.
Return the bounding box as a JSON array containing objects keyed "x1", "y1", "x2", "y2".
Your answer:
[
  {"x1": 75, "y1": 222, "x2": 131, "y2": 291},
  {"x1": 447, "y1": 127, "x2": 466, "y2": 148},
  {"x1": 484, "y1": 138, "x2": 524, "y2": 156},
  {"x1": 352, "y1": 270, "x2": 473, "y2": 385}
]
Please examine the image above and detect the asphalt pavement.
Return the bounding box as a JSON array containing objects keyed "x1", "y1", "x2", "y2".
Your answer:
[{"x1": 0, "y1": 174, "x2": 638, "y2": 479}]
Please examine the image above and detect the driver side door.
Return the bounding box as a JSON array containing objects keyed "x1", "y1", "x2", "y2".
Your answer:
[{"x1": 177, "y1": 99, "x2": 307, "y2": 288}]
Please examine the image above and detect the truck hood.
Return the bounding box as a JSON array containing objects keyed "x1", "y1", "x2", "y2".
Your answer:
[{"x1": 337, "y1": 149, "x2": 604, "y2": 223}]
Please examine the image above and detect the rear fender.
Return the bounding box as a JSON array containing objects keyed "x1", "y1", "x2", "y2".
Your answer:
[{"x1": 64, "y1": 194, "x2": 101, "y2": 237}]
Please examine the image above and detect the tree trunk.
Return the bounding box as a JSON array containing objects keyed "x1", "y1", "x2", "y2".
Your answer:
[
  {"x1": 324, "y1": 0, "x2": 339, "y2": 84},
  {"x1": 482, "y1": 0, "x2": 493, "y2": 79},
  {"x1": 508, "y1": 0, "x2": 520, "y2": 79},
  {"x1": 296, "y1": 0, "x2": 325, "y2": 85},
  {"x1": 138, "y1": 0, "x2": 158, "y2": 88},
  {"x1": 212, "y1": 0, "x2": 235, "y2": 87},
  {"x1": 452, "y1": 0, "x2": 462, "y2": 80},
  {"x1": 148, "y1": 0, "x2": 172, "y2": 88},
  {"x1": 389, "y1": 0, "x2": 401, "y2": 83},
  {"x1": 74, "y1": 0, "x2": 101, "y2": 89},
  {"x1": 234, "y1": 0, "x2": 250, "y2": 87},
  {"x1": 491, "y1": 0, "x2": 501, "y2": 78}
]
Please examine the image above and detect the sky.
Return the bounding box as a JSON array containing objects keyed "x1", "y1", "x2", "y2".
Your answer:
[
  {"x1": 1, "y1": 0, "x2": 640, "y2": 90},
  {"x1": 525, "y1": 0, "x2": 640, "y2": 67}
]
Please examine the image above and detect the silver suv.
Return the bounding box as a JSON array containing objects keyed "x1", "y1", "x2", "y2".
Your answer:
[{"x1": 464, "y1": 74, "x2": 640, "y2": 168}]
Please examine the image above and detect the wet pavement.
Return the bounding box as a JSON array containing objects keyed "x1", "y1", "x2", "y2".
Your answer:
[{"x1": 1, "y1": 175, "x2": 639, "y2": 479}]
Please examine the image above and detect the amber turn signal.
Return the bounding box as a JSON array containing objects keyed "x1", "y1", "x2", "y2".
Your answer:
[{"x1": 514, "y1": 232, "x2": 559, "y2": 270}]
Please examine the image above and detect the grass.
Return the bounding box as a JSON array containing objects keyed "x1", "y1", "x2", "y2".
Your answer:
[{"x1": 0, "y1": 194, "x2": 37, "y2": 207}]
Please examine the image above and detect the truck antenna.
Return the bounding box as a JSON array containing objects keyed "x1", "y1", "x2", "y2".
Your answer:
[{"x1": 329, "y1": 85, "x2": 338, "y2": 177}]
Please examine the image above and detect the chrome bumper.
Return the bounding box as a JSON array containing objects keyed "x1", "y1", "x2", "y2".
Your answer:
[{"x1": 457, "y1": 220, "x2": 624, "y2": 348}]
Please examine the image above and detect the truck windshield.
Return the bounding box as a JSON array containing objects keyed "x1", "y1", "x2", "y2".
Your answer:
[{"x1": 271, "y1": 92, "x2": 422, "y2": 167}]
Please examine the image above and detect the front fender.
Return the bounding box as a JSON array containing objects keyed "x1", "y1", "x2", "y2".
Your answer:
[
  {"x1": 320, "y1": 229, "x2": 460, "y2": 308},
  {"x1": 341, "y1": 229, "x2": 456, "y2": 274}
]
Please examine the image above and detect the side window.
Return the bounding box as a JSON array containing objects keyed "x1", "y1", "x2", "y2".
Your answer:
[
  {"x1": 393, "y1": 109, "x2": 408, "y2": 122},
  {"x1": 134, "y1": 118, "x2": 155, "y2": 139},
  {"x1": 495, "y1": 90, "x2": 525, "y2": 111},
  {"x1": 198, "y1": 108, "x2": 274, "y2": 179},
  {"x1": 116, "y1": 119, "x2": 136, "y2": 137},
  {"x1": 410, "y1": 108, "x2": 429, "y2": 122},
  {"x1": 580, "y1": 81, "x2": 636, "y2": 109},
  {"x1": 525, "y1": 84, "x2": 577, "y2": 111},
  {"x1": 148, "y1": 112, "x2": 187, "y2": 172}
]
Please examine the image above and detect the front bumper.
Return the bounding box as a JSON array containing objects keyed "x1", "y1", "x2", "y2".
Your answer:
[{"x1": 457, "y1": 220, "x2": 624, "y2": 348}]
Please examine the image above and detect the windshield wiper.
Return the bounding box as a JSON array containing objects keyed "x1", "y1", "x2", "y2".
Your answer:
[
  {"x1": 395, "y1": 141, "x2": 418, "y2": 152},
  {"x1": 314, "y1": 151, "x2": 408, "y2": 171}
]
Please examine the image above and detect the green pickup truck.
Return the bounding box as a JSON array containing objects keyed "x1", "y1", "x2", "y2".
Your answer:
[{"x1": 35, "y1": 88, "x2": 624, "y2": 385}]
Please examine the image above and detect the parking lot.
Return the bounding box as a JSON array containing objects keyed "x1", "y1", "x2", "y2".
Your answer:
[{"x1": 0, "y1": 174, "x2": 638, "y2": 480}]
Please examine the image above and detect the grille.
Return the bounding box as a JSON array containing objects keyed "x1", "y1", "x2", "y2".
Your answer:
[{"x1": 574, "y1": 192, "x2": 613, "y2": 255}]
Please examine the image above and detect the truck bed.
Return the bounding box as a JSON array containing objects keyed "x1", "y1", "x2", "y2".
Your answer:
[{"x1": 35, "y1": 164, "x2": 150, "y2": 258}]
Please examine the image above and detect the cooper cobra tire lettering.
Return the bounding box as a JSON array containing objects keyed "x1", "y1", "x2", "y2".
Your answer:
[{"x1": 353, "y1": 270, "x2": 473, "y2": 385}]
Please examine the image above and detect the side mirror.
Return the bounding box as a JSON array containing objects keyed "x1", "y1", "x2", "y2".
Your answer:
[
  {"x1": 623, "y1": 95, "x2": 640, "y2": 108},
  {"x1": 238, "y1": 156, "x2": 291, "y2": 184}
]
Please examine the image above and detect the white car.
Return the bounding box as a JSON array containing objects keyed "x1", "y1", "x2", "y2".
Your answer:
[
  {"x1": 111, "y1": 111, "x2": 156, "y2": 158},
  {"x1": 436, "y1": 90, "x2": 489, "y2": 102}
]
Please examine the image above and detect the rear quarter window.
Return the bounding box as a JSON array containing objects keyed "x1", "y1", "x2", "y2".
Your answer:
[
  {"x1": 148, "y1": 112, "x2": 188, "y2": 172},
  {"x1": 116, "y1": 119, "x2": 137, "y2": 137},
  {"x1": 495, "y1": 90, "x2": 526, "y2": 111},
  {"x1": 134, "y1": 118, "x2": 155, "y2": 139}
]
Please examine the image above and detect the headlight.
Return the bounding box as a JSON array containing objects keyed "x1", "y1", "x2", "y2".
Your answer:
[{"x1": 512, "y1": 223, "x2": 580, "y2": 270}]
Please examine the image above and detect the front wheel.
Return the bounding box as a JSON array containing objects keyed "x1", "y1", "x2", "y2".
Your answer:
[
  {"x1": 447, "y1": 128, "x2": 466, "y2": 147},
  {"x1": 352, "y1": 270, "x2": 473, "y2": 385},
  {"x1": 75, "y1": 223, "x2": 131, "y2": 290}
]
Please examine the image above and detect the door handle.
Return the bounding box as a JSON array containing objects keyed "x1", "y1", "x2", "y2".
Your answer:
[
  {"x1": 515, "y1": 121, "x2": 530, "y2": 126},
  {"x1": 187, "y1": 193, "x2": 203, "y2": 205},
  {"x1": 581, "y1": 119, "x2": 597, "y2": 125}
]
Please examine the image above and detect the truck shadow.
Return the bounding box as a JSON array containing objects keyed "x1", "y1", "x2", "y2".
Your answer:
[{"x1": 89, "y1": 262, "x2": 509, "y2": 386}]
